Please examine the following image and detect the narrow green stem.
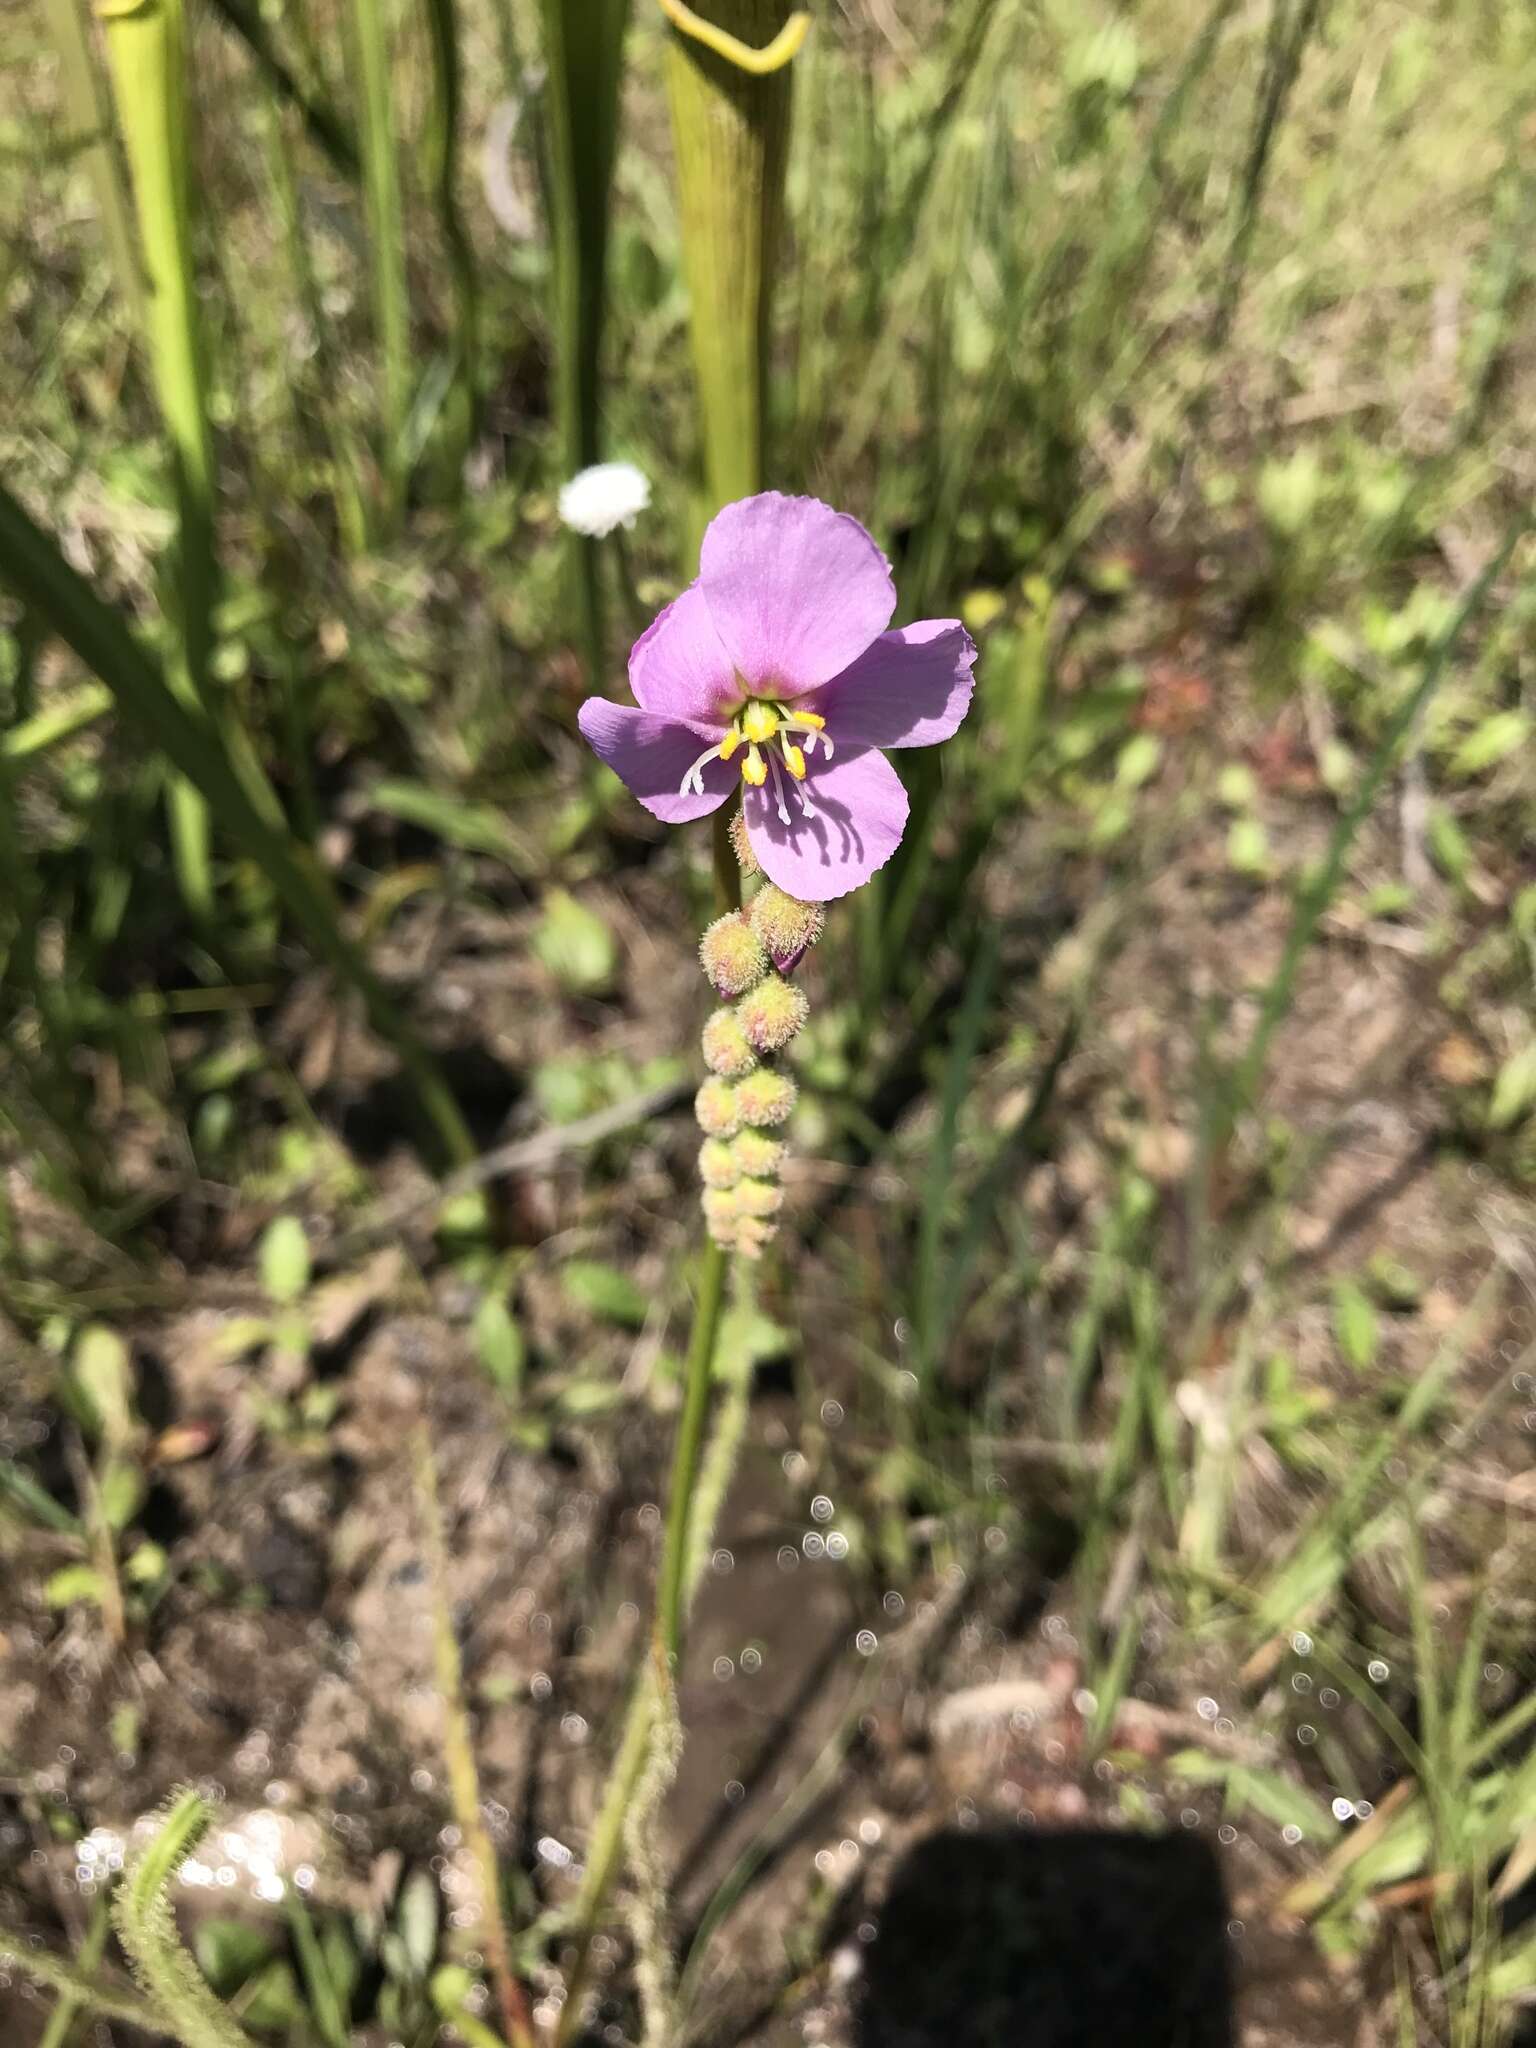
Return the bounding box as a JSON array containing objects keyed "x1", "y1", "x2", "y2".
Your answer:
[
  {"x1": 557, "y1": 822, "x2": 742, "y2": 2038},
  {"x1": 423, "y1": 0, "x2": 480, "y2": 478},
  {"x1": 43, "y1": 0, "x2": 145, "y2": 326},
  {"x1": 656, "y1": 1237, "x2": 729, "y2": 1659},
  {"x1": 539, "y1": 0, "x2": 630, "y2": 680},
  {"x1": 413, "y1": 1427, "x2": 538, "y2": 2048},
  {"x1": 38, "y1": 1888, "x2": 113, "y2": 2048},
  {"x1": 204, "y1": 0, "x2": 360, "y2": 177},
  {"x1": 557, "y1": 1247, "x2": 730, "y2": 2042},
  {"x1": 349, "y1": 0, "x2": 410, "y2": 520},
  {"x1": 97, "y1": 0, "x2": 216, "y2": 915}
]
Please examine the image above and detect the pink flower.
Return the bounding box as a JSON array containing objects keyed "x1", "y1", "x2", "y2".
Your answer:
[{"x1": 577, "y1": 493, "x2": 977, "y2": 902}]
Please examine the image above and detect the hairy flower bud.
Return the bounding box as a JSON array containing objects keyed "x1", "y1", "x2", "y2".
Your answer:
[
  {"x1": 734, "y1": 1069, "x2": 797, "y2": 1127},
  {"x1": 694, "y1": 1077, "x2": 741, "y2": 1138},
  {"x1": 748, "y1": 884, "x2": 825, "y2": 974},
  {"x1": 736, "y1": 974, "x2": 808, "y2": 1054},
  {"x1": 699, "y1": 912, "x2": 768, "y2": 997},
  {"x1": 730, "y1": 1128, "x2": 784, "y2": 1178},
  {"x1": 701, "y1": 1008, "x2": 758, "y2": 1079},
  {"x1": 728, "y1": 809, "x2": 761, "y2": 877},
  {"x1": 734, "y1": 1214, "x2": 777, "y2": 1258},
  {"x1": 698, "y1": 1139, "x2": 740, "y2": 1190},
  {"x1": 734, "y1": 1176, "x2": 783, "y2": 1220},
  {"x1": 702, "y1": 1188, "x2": 739, "y2": 1242}
]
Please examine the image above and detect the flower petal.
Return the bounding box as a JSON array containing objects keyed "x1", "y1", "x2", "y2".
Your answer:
[
  {"x1": 578, "y1": 700, "x2": 734, "y2": 823},
  {"x1": 811, "y1": 619, "x2": 976, "y2": 749},
  {"x1": 743, "y1": 747, "x2": 908, "y2": 902},
  {"x1": 628, "y1": 582, "x2": 738, "y2": 728},
  {"x1": 699, "y1": 493, "x2": 896, "y2": 697}
]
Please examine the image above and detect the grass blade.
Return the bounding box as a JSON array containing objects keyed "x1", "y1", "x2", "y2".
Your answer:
[
  {"x1": 0, "y1": 480, "x2": 474, "y2": 1168},
  {"x1": 348, "y1": 0, "x2": 411, "y2": 521}
]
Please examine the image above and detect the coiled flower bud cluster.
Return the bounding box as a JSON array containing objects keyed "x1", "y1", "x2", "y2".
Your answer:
[{"x1": 693, "y1": 875, "x2": 824, "y2": 1257}]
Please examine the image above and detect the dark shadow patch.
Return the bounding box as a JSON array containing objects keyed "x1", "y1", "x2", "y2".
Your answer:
[
  {"x1": 337, "y1": 1041, "x2": 523, "y2": 1162},
  {"x1": 858, "y1": 1827, "x2": 1233, "y2": 2048}
]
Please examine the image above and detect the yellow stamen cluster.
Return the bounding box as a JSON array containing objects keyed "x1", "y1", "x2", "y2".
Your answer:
[{"x1": 678, "y1": 698, "x2": 830, "y2": 807}]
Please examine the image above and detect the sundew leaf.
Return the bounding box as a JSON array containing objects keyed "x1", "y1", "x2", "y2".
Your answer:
[
  {"x1": 367, "y1": 777, "x2": 535, "y2": 872},
  {"x1": 534, "y1": 888, "x2": 617, "y2": 996},
  {"x1": 72, "y1": 1324, "x2": 137, "y2": 1447},
  {"x1": 45, "y1": 1564, "x2": 105, "y2": 1608},
  {"x1": 1331, "y1": 1278, "x2": 1380, "y2": 1372},
  {"x1": 260, "y1": 1216, "x2": 311, "y2": 1307},
  {"x1": 1447, "y1": 708, "x2": 1532, "y2": 779},
  {"x1": 0, "y1": 1464, "x2": 82, "y2": 1536},
  {"x1": 1487, "y1": 1042, "x2": 1536, "y2": 1131},
  {"x1": 562, "y1": 1259, "x2": 647, "y2": 1329},
  {"x1": 474, "y1": 1293, "x2": 526, "y2": 1397}
]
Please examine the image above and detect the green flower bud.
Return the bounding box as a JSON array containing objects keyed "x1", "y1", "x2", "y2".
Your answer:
[
  {"x1": 728, "y1": 809, "x2": 760, "y2": 877},
  {"x1": 736, "y1": 974, "x2": 808, "y2": 1054},
  {"x1": 702, "y1": 1187, "x2": 740, "y2": 1244},
  {"x1": 734, "y1": 1214, "x2": 777, "y2": 1258},
  {"x1": 699, "y1": 912, "x2": 769, "y2": 997},
  {"x1": 694, "y1": 1077, "x2": 741, "y2": 1138},
  {"x1": 701, "y1": 1008, "x2": 758, "y2": 1079},
  {"x1": 734, "y1": 1176, "x2": 783, "y2": 1219},
  {"x1": 748, "y1": 884, "x2": 825, "y2": 974},
  {"x1": 730, "y1": 1128, "x2": 784, "y2": 1178},
  {"x1": 699, "y1": 1138, "x2": 740, "y2": 1190},
  {"x1": 735, "y1": 1069, "x2": 797, "y2": 1127}
]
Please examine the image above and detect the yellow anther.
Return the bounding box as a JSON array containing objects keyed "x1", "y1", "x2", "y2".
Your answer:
[
  {"x1": 742, "y1": 744, "x2": 768, "y2": 787},
  {"x1": 782, "y1": 742, "x2": 806, "y2": 780},
  {"x1": 741, "y1": 701, "x2": 780, "y2": 744},
  {"x1": 791, "y1": 709, "x2": 825, "y2": 730},
  {"x1": 719, "y1": 726, "x2": 742, "y2": 760}
]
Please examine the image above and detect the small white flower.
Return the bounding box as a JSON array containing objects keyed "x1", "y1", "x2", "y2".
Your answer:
[{"x1": 558, "y1": 461, "x2": 651, "y2": 537}]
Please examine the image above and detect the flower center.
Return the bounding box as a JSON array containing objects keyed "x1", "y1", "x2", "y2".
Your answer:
[{"x1": 678, "y1": 701, "x2": 832, "y2": 822}]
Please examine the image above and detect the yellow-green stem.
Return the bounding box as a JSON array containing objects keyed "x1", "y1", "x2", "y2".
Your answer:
[
  {"x1": 98, "y1": 0, "x2": 215, "y2": 914},
  {"x1": 44, "y1": 0, "x2": 145, "y2": 325},
  {"x1": 413, "y1": 1426, "x2": 537, "y2": 2048},
  {"x1": 540, "y1": 0, "x2": 630, "y2": 682},
  {"x1": 556, "y1": 821, "x2": 742, "y2": 2040},
  {"x1": 664, "y1": 0, "x2": 800, "y2": 511},
  {"x1": 349, "y1": 0, "x2": 410, "y2": 520},
  {"x1": 423, "y1": 0, "x2": 480, "y2": 480},
  {"x1": 656, "y1": 1237, "x2": 729, "y2": 1659}
]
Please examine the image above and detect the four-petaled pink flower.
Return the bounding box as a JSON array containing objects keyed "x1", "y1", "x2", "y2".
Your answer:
[{"x1": 577, "y1": 493, "x2": 977, "y2": 902}]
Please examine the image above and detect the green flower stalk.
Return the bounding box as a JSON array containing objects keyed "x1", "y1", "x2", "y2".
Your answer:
[{"x1": 662, "y1": 0, "x2": 809, "y2": 509}]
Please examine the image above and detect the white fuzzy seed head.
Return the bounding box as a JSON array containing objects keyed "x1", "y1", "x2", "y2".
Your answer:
[{"x1": 558, "y1": 461, "x2": 651, "y2": 538}]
